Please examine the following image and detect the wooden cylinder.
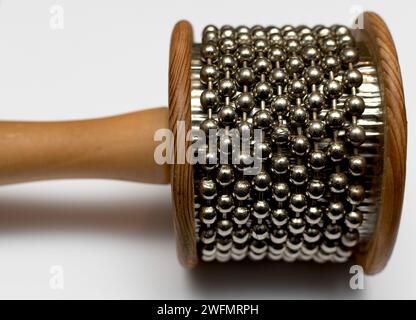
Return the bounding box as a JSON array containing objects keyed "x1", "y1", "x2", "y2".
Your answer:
[
  {"x1": 169, "y1": 12, "x2": 407, "y2": 274},
  {"x1": 0, "y1": 107, "x2": 170, "y2": 185}
]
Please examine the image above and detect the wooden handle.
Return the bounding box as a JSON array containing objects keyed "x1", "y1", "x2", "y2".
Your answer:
[{"x1": 0, "y1": 107, "x2": 170, "y2": 185}]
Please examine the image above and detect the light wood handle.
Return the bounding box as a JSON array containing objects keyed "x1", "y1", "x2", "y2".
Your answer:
[{"x1": 0, "y1": 107, "x2": 170, "y2": 185}]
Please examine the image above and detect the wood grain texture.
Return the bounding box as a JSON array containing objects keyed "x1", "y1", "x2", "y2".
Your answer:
[
  {"x1": 0, "y1": 108, "x2": 170, "y2": 185},
  {"x1": 169, "y1": 21, "x2": 198, "y2": 268},
  {"x1": 353, "y1": 12, "x2": 407, "y2": 274}
]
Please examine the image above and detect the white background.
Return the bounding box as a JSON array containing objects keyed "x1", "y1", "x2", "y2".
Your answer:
[{"x1": 0, "y1": 0, "x2": 413, "y2": 299}]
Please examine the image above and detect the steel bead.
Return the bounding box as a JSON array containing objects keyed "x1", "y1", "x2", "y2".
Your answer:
[
  {"x1": 272, "y1": 182, "x2": 291, "y2": 201},
  {"x1": 345, "y1": 210, "x2": 364, "y2": 229}
]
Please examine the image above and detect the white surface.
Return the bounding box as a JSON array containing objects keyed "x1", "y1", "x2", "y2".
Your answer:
[{"x1": 0, "y1": 0, "x2": 413, "y2": 299}]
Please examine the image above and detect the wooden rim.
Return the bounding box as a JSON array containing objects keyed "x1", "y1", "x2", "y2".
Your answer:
[
  {"x1": 353, "y1": 12, "x2": 407, "y2": 274},
  {"x1": 168, "y1": 20, "x2": 198, "y2": 268}
]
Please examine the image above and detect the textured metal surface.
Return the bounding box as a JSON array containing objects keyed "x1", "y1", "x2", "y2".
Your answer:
[{"x1": 191, "y1": 25, "x2": 382, "y2": 263}]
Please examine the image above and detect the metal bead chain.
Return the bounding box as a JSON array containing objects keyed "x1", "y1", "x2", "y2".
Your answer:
[{"x1": 195, "y1": 24, "x2": 368, "y2": 263}]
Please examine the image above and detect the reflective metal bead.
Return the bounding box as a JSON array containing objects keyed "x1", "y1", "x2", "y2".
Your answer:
[
  {"x1": 235, "y1": 92, "x2": 255, "y2": 113},
  {"x1": 232, "y1": 228, "x2": 249, "y2": 244},
  {"x1": 253, "y1": 57, "x2": 272, "y2": 74},
  {"x1": 343, "y1": 69, "x2": 363, "y2": 88},
  {"x1": 327, "y1": 141, "x2": 346, "y2": 162},
  {"x1": 271, "y1": 208, "x2": 289, "y2": 227},
  {"x1": 285, "y1": 39, "x2": 300, "y2": 53},
  {"x1": 199, "y1": 178, "x2": 216, "y2": 200},
  {"x1": 287, "y1": 235, "x2": 303, "y2": 251},
  {"x1": 287, "y1": 79, "x2": 307, "y2": 98},
  {"x1": 218, "y1": 78, "x2": 237, "y2": 97},
  {"x1": 305, "y1": 206, "x2": 323, "y2": 225},
  {"x1": 200, "y1": 228, "x2": 216, "y2": 244},
  {"x1": 201, "y1": 43, "x2": 219, "y2": 61},
  {"x1": 216, "y1": 250, "x2": 232, "y2": 263},
  {"x1": 286, "y1": 56, "x2": 304, "y2": 75},
  {"x1": 325, "y1": 109, "x2": 345, "y2": 129},
  {"x1": 269, "y1": 33, "x2": 284, "y2": 46},
  {"x1": 252, "y1": 170, "x2": 271, "y2": 192},
  {"x1": 271, "y1": 95, "x2": 290, "y2": 116},
  {"x1": 202, "y1": 31, "x2": 218, "y2": 44},
  {"x1": 300, "y1": 33, "x2": 317, "y2": 47},
  {"x1": 301, "y1": 242, "x2": 319, "y2": 255},
  {"x1": 348, "y1": 155, "x2": 367, "y2": 176},
  {"x1": 341, "y1": 229, "x2": 360, "y2": 247},
  {"x1": 199, "y1": 118, "x2": 218, "y2": 136},
  {"x1": 235, "y1": 45, "x2": 255, "y2": 63},
  {"x1": 199, "y1": 206, "x2": 217, "y2": 225},
  {"x1": 328, "y1": 172, "x2": 348, "y2": 193},
  {"x1": 327, "y1": 201, "x2": 345, "y2": 221},
  {"x1": 321, "y1": 55, "x2": 340, "y2": 73},
  {"x1": 200, "y1": 65, "x2": 219, "y2": 84},
  {"x1": 253, "y1": 39, "x2": 269, "y2": 53},
  {"x1": 290, "y1": 165, "x2": 308, "y2": 186},
  {"x1": 270, "y1": 155, "x2": 290, "y2": 175},
  {"x1": 253, "y1": 109, "x2": 273, "y2": 130},
  {"x1": 252, "y1": 224, "x2": 269, "y2": 241},
  {"x1": 338, "y1": 34, "x2": 355, "y2": 47},
  {"x1": 288, "y1": 217, "x2": 306, "y2": 235},
  {"x1": 324, "y1": 223, "x2": 342, "y2": 240},
  {"x1": 218, "y1": 133, "x2": 233, "y2": 155},
  {"x1": 218, "y1": 106, "x2": 237, "y2": 126},
  {"x1": 219, "y1": 38, "x2": 237, "y2": 54},
  {"x1": 216, "y1": 236, "x2": 233, "y2": 251},
  {"x1": 253, "y1": 81, "x2": 273, "y2": 101},
  {"x1": 200, "y1": 89, "x2": 219, "y2": 111},
  {"x1": 346, "y1": 125, "x2": 366, "y2": 146},
  {"x1": 268, "y1": 45, "x2": 286, "y2": 63},
  {"x1": 269, "y1": 68, "x2": 288, "y2": 86},
  {"x1": 303, "y1": 227, "x2": 321, "y2": 243},
  {"x1": 307, "y1": 179, "x2": 325, "y2": 199},
  {"x1": 238, "y1": 120, "x2": 253, "y2": 141},
  {"x1": 291, "y1": 135, "x2": 310, "y2": 156},
  {"x1": 269, "y1": 243, "x2": 285, "y2": 256},
  {"x1": 250, "y1": 240, "x2": 268, "y2": 254},
  {"x1": 232, "y1": 243, "x2": 248, "y2": 257},
  {"x1": 348, "y1": 184, "x2": 365, "y2": 205},
  {"x1": 236, "y1": 67, "x2": 255, "y2": 87},
  {"x1": 309, "y1": 150, "x2": 326, "y2": 171},
  {"x1": 345, "y1": 95, "x2": 365, "y2": 116},
  {"x1": 290, "y1": 193, "x2": 307, "y2": 213},
  {"x1": 305, "y1": 91, "x2": 325, "y2": 111},
  {"x1": 233, "y1": 207, "x2": 250, "y2": 225},
  {"x1": 306, "y1": 120, "x2": 325, "y2": 140},
  {"x1": 272, "y1": 182, "x2": 291, "y2": 202},
  {"x1": 302, "y1": 45, "x2": 320, "y2": 61},
  {"x1": 324, "y1": 79, "x2": 343, "y2": 99},
  {"x1": 252, "y1": 200, "x2": 270, "y2": 220},
  {"x1": 254, "y1": 142, "x2": 272, "y2": 161},
  {"x1": 220, "y1": 25, "x2": 235, "y2": 38},
  {"x1": 216, "y1": 164, "x2": 235, "y2": 186},
  {"x1": 216, "y1": 194, "x2": 234, "y2": 214},
  {"x1": 270, "y1": 228, "x2": 288, "y2": 244},
  {"x1": 201, "y1": 243, "x2": 216, "y2": 256},
  {"x1": 218, "y1": 54, "x2": 238, "y2": 72},
  {"x1": 345, "y1": 210, "x2": 363, "y2": 229},
  {"x1": 203, "y1": 25, "x2": 218, "y2": 35},
  {"x1": 340, "y1": 47, "x2": 359, "y2": 64},
  {"x1": 321, "y1": 239, "x2": 338, "y2": 254},
  {"x1": 217, "y1": 219, "x2": 233, "y2": 237},
  {"x1": 233, "y1": 180, "x2": 251, "y2": 201},
  {"x1": 290, "y1": 106, "x2": 308, "y2": 126},
  {"x1": 320, "y1": 37, "x2": 337, "y2": 52},
  {"x1": 271, "y1": 125, "x2": 290, "y2": 146},
  {"x1": 199, "y1": 151, "x2": 218, "y2": 171}
]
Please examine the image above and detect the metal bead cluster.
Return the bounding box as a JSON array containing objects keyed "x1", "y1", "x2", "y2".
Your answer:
[{"x1": 195, "y1": 24, "x2": 367, "y2": 264}]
